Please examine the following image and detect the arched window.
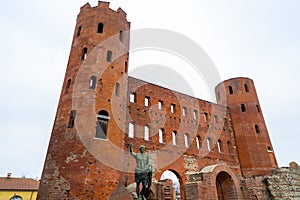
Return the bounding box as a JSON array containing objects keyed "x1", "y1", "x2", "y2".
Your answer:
[
  {"x1": 196, "y1": 136, "x2": 201, "y2": 149},
  {"x1": 89, "y1": 76, "x2": 97, "y2": 89},
  {"x1": 244, "y1": 84, "x2": 249, "y2": 92},
  {"x1": 184, "y1": 133, "x2": 190, "y2": 148},
  {"x1": 129, "y1": 123, "x2": 134, "y2": 138},
  {"x1": 97, "y1": 23, "x2": 103, "y2": 33},
  {"x1": 96, "y1": 110, "x2": 110, "y2": 139},
  {"x1": 217, "y1": 140, "x2": 223, "y2": 153},
  {"x1": 144, "y1": 126, "x2": 149, "y2": 141},
  {"x1": 207, "y1": 138, "x2": 212, "y2": 151},
  {"x1": 172, "y1": 131, "x2": 177, "y2": 146},
  {"x1": 67, "y1": 110, "x2": 76, "y2": 128},
  {"x1": 229, "y1": 86, "x2": 233, "y2": 95},
  {"x1": 81, "y1": 47, "x2": 87, "y2": 60},
  {"x1": 159, "y1": 128, "x2": 164, "y2": 143},
  {"x1": 77, "y1": 26, "x2": 82, "y2": 37},
  {"x1": 241, "y1": 104, "x2": 246, "y2": 112},
  {"x1": 106, "y1": 50, "x2": 112, "y2": 62},
  {"x1": 255, "y1": 125, "x2": 260, "y2": 134},
  {"x1": 65, "y1": 79, "x2": 71, "y2": 94},
  {"x1": 115, "y1": 82, "x2": 120, "y2": 96}
]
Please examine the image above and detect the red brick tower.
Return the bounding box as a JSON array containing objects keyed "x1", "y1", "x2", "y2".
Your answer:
[
  {"x1": 38, "y1": 2, "x2": 131, "y2": 199},
  {"x1": 215, "y1": 78, "x2": 277, "y2": 177}
]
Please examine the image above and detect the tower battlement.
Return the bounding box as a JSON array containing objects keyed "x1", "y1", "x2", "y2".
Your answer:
[{"x1": 79, "y1": 1, "x2": 127, "y2": 19}]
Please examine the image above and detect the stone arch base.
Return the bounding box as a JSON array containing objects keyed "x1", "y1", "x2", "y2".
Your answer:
[{"x1": 194, "y1": 164, "x2": 243, "y2": 200}]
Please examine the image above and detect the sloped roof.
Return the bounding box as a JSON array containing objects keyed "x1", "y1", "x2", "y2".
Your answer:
[{"x1": 0, "y1": 177, "x2": 39, "y2": 191}]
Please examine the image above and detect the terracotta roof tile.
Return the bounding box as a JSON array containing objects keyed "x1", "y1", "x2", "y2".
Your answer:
[{"x1": 0, "y1": 177, "x2": 39, "y2": 191}]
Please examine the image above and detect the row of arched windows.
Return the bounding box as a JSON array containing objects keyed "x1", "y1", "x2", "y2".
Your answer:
[{"x1": 76, "y1": 23, "x2": 124, "y2": 42}]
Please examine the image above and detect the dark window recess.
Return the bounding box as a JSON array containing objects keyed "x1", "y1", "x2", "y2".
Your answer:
[
  {"x1": 119, "y1": 30, "x2": 123, "y2": 42},
  {"x1": 77, "y1": 26, "x2": 82, "y2": 37},
  {"x1": 229, "y1": 86, "x2": 233, "y2": 95},
  {"x1": 268, "y1": 146, "x2": 273, "y2": 151},
  {"x1": 256, "y1": 105, "x2": 261, "y2": 113},
  {"x1": 217, "y1": 140, "x2": 223, "y2": 153},
  {"x1": 204, "y1": 112, "x2": 208, "y2": 122},
  {"x1": 255, "y1": 125, "x2": 260, "y2": 134},
  {"x1": 115, "y1": 82, "x2": 120, "y2": 96},
  {"x1": 97, "y1": 23, "x2": 104, "y2": 33},
  {"x1": 68, "y1": 110, "x2": 76, "y2": 128},
  {"x1": 96, "y1": 110, "x2": 110, "y2": 139},
  {"x1": 89, "y1": 76, "x2": 97, "y2": 89},
  {"x1": 65, "y1": 79, "x2": 71, "y2": 94},
  {"x1": 81, "y1": 48, "x2": 88, "y2": 60},
  {"x1": 245, "y1": 84, "x2": 249, "y2": 93},
  {"x1": 125, "y1": 61, "x2": 128, "y2": 73},
  {"x1": 241, "y1": 104, "x2": 246, "y2": 112},
  {"x1": 106, "y1": 50, "x2": 112, "y2": 62}
]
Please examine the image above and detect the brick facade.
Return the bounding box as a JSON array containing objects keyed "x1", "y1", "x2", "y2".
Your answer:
[{"x1": 38, "y1": 2, "x2": 299, "y2": 200}]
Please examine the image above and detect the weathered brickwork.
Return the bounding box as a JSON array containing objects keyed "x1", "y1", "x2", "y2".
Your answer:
[
  {"x1": 265, "y1": 163, "x2": 300, "y2": 199},
  {"x1": 38, "y1": 1, "x2": 299, "y2": 200}
]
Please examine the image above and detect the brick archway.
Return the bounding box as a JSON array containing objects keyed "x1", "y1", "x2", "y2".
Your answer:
[
  {"x1": 200, "y1": 164, "x2": 243, "y2": 199},
  {"x1": 160, "y1": 169, "x2": 184, "y2": 200},
  {"x1": 216, "y1": 171, "x2": 237, "y2": 200}
]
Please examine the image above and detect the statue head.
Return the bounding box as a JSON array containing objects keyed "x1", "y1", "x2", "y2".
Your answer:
[{"x1": 139, "y1": 145, "x2": 146, "y2": 153}]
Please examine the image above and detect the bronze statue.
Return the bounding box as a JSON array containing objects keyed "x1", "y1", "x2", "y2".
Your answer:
[{"x1": 129, "y1": 143, "x2": 152, "y2": 200}]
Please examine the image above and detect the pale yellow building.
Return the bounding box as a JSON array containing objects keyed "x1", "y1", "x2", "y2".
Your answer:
[{"x1": 0, "y1": 174, "x2": 39, "y2": 200}]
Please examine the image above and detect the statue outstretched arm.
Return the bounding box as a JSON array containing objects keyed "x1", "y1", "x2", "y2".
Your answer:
[{"x1": 129, "y1": 143, "x2": 137, "y2": 157}]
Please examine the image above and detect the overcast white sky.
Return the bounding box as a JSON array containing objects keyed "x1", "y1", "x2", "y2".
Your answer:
[{"x1": 0, "y1": 0, "x2": 299, "y2": 178}]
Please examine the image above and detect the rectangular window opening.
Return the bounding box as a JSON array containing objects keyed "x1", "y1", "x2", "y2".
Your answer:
[
  {"x1": 159, "y1": 129, "x2": 164, "y2": 144},
  {"x1": 158, "y1": 100, "x2": 163, "y2": 110},
  {"x1": 145, "y1": 96, "x2": 150, "y2": 107},
  {"x1": 129, "y1": 123, "x2": 134, "y2": 138},
  {"x1": 171, "y1": 104, "x2": 175, "y2": 113},
  {"x1": 204, "y1": 112, "x2": 208, "y2": 122},
  {"x1": 193, "y1": 110, "x2": 198, "y2": 120},
  {"x1": 182, "y1": 107, "x2": 187, "y2": 116},
  {"x1": 245, "y1": 84, "x2": 249, "y2": 93},
  {"x1": 130, "y1": 93, "x2": 136, "y2": 103},
  {"x1": 144, "y1": 126, "x2": 149, "y2": 141}
]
